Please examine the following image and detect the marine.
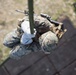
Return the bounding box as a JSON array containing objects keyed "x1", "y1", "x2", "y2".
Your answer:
[{"x1": 3, "y1": 13, "x2": 66, "y2": 60}]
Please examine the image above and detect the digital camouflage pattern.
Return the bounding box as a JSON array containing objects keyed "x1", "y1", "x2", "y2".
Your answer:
[
  {"x1": 3, "y1": 29, "x2": 20, "y2": 48},
  {"x1": 39, "y1": 31, "x2": 58, "y2": 54},
  {"x1": 9, "y1": 42, "x2": 41, "y2": 60},
  {"x1": 34, "y1": 16, "x2": 51, "y2": 34},
  {"x1": 3, "y1": 29, "x2": 41, "y2": 59},
  {"x1": 3, "y1": 14, "x2": 66, "y2": 60}
]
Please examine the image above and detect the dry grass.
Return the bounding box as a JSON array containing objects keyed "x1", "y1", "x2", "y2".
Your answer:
[{"x1": 0, "y1": 0, "x2": 76, "y2": 64}]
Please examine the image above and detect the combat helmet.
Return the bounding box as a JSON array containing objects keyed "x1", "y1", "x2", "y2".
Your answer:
[
  {"x1": 39, "y1": 31, "x2": 58, "y2": 53},
  {"x1": 34, "y1": 15, "x2": 51, "y2": 34}
]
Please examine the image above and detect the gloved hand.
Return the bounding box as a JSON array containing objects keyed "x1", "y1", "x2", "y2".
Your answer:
[{"x1": 21, "y1": 20, "x2": 36, "y2": 45}]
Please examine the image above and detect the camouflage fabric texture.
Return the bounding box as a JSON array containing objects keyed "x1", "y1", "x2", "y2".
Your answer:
[
  {"x1": 9, "y1": 42, "x2": 41, "y2": 60},
  {"x1": 3, "y1": 15, "x2": 61, "y2": 60},
  {"x1": 39, "y1": 31, "x2": 58, "y2": 54},
  {"x1": 3, "y1": 29, "x2": 42, "y2": 60},
  {"x1": 3, "y1": 29, "x2": 20, "y2": 48},
  {"x1": 34, "y1": 16, "x2": 51, "y2": 34}
]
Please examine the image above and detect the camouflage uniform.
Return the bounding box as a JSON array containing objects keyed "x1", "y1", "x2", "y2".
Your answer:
[
  {"x1": 3, "y1": 29, "x2": 20, "y2": 48},
  {"x1": 3, "y1": 15, "x2": 66, "y2": 60},
  {"x1": 3, "y1": 28, "x2": 41, "y2": 60},
  {"x1": 39, "y1": 31, "x2": 58, "y2": 54},
  {"x1": 9, "y1": 42, "x2": 41, "y2": 60}
]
